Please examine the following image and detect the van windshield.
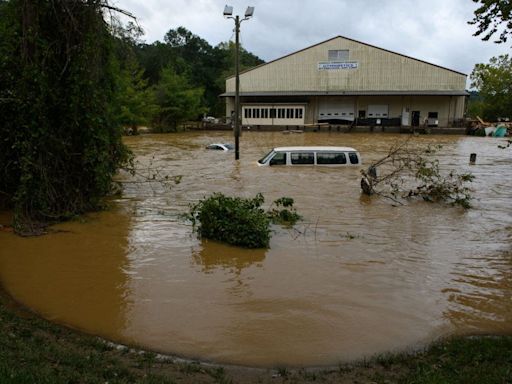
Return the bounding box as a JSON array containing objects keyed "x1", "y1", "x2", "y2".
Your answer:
[{"x1": 258, "y1": 150, "x2": 275, "y2": 164}]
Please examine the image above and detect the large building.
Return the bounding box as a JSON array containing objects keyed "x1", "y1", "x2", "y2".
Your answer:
[{"x1": 222, "y1": 36, "x2": 468, "y2": 130}]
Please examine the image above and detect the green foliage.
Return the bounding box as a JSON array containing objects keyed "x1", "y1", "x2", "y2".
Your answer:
[
  {"x1": 108, "y1": 20, "x2": 160, "y2": 134},
  {"x1": 116, "y1": 58, "x2": 160, "y2": 133},
  {"x1": 470, "y1": 55, "x2": 512, "y2": 121},
  {"x1": 469, "y1": 0, "x2": 512, "y2": 44},
  {"x1": 189, "y1": 193, "x2": 271, "y2": 248},
  {"x1": 154, "y1": 67, "x2": 206, "y2": 131},
  {"x1": 0, "y1": 0, "x2": 131, "y2": 233},
  {"x1": 135, "y1": 27, "x2": 264, "y2": 117},
  {"x1": 189, "y1": 193, "x2": 302, "y2": 248},
  {"x1": 216, "y1": 40, "x2": 265, "y2": 78},
  {"x1": 467, "y1": 98, "x2": 486, "y2": 120},
  {"x1": 267, "y1": 197, "x2": 301, "y2": 226}
]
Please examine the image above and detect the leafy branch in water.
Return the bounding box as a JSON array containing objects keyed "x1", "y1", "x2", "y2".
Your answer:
[
  {"x1": 267, "y1": 197, "x2": 301, "y2": 226},
  {"x1": 188, "y1": 193, "x2": 301, "y2": 248},
  {"x1": 115, "y1": 155, "x2": 182, "y2": 194},
  {"x1": 360, "y1": 140, "x2": 474, "y2": 208}
]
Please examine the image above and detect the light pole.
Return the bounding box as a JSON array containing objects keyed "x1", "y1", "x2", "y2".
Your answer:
[{"x1": 224, "y1": 5, "x2": 254, "y2": 160}]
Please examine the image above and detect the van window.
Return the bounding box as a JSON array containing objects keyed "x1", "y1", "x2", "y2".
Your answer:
[
  {"x1": 317, "y1": 152, "x2": 347, "y2": 165},
  {"x1": 291, "y1": 152, "x2": 314, "y2": 165},
  {"x1": 269, "y1": 152, "x2": 286, "y2": 166},
  {"x1": 348, "y1": 152, "x2": 359, "y2": 164}
]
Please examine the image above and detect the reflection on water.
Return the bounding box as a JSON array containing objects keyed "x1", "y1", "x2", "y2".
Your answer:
[
  {"x1": 0, "y1": 132, "x2": 511, "y2": 367},
  {"x1": 192, "y1": 240, "x2": 266, "y2": 274}
]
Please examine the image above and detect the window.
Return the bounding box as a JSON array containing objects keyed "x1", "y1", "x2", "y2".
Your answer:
[
  {"x1": 278, "y1": 108, "x2": 285, "y2": 118},
  {"x1": 270, "y1": 108, "x2": 276, "y2": 119},
  {"x1": 295, "y1": 108, "x2": 303, "y2": 119},
  {"x1": 262, "y1": 108, "x2": 268, "y2": 118},
  {"x1": 253, "y1": 108, "x2": 260, "y2": 119},
  {"x1": 348, "y1": 152, "x2": 359, "y2": 164},
  {"x1": 328, "y1": 49, "x2": 349, "y2": 61},
  {"x1": 269, "y1": 152, "x2": 286, "y2": 166},
  {"x1": 291, "y1": 152, "x2": 314, "y2": 165},
  {"x1": 428, "y1": 112, "x2": 438, "y2": 118},
  {"x1": 286, "y1": 108, "x2": 294, "y2": 119},
  {"x1": 244, "y1": 108, "x2": 251, "y2": 118},
  {"x1": 317, "y1": 152, "x2": 347, "y2": 165}
]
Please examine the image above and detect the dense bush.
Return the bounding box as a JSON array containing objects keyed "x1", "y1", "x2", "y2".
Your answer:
[
  {"x1": 189, "y1": 193, "x2": 270, "y2": 248},
  {"x1": 189, "y1": 193, "x2": 301, "y2": 248},
  {"x1": 0, "y1": 0, "x2": 130, "y2": 233}
]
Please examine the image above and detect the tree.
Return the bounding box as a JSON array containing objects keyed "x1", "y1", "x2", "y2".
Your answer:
[
  {"x1": 469, "y1": 0, "x2": 512, "y2": 44},
  {"x1": 154, "y1": 67, "x2": 205, "y2": 131},
  {"x1": 116, "y1": 58, "x2": 159, "y2": 134},
  {"x1": 0, "y1": 0, "x2": 130, "y2": 234},
  {"x1": 214, "y1": 41, "x2": 264, "y2": 115},
  {"x1": 470, "y1": 54, "x2": 512, "y2": 120},
  {"x1": 216, "y1": 40, "x2": 265, "y2": 76},
  {"x1": 134, "y1": 27, "x2": 265, "y2": 118}
]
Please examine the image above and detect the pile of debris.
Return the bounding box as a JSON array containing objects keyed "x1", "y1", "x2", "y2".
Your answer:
[{"x1": 468, "y1": 116, "x2": 511, "y2": 137}]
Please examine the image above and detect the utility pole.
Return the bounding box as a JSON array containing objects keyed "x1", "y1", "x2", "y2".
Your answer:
[
  {"x1": 224, "y1": 5, "x2": 254, "y2": 161},
  {"x1": 234, "y1": 15, "x2": 240, "y2": 160}
]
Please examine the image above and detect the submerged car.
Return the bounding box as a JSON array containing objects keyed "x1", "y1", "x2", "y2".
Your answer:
[
  {"x1": 258, "y1": 146, "x2": 361, "y2": 166},
  {"x1": 206, "y1": 143, "x2": 234, "y2": 151}
]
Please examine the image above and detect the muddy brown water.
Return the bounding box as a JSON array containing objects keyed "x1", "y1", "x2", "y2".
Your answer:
[{"x1": 1, "y1": 132, "x2": 511, "y2": 367}]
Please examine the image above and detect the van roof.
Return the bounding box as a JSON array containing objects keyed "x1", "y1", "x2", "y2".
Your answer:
[{"x1": 273, "y1": 146, "x2": 358, "y2": 152}]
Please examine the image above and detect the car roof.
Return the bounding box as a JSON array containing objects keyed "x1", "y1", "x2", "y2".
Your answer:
[{"x1": 272, "y1": 146, "x2": 358, "y2": 152}]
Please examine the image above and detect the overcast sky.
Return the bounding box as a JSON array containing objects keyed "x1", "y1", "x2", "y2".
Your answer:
[{"x1": 114, "y1": 0, "x2": 509, "y2": 81}]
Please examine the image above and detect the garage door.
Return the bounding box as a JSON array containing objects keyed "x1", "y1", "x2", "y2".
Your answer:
[
  {"x1": 367, "y1": 105, "x2": 389, "y2": 118},
  {"x1": 318, "y1": 99, "x2": 355, "y2": 121}
]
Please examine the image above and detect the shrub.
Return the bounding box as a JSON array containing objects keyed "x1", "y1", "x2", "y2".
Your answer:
[
  {"x1": 189, "y1": 193, "x2": 301, "y2": 248},
  {"x1": 189, "y1": 193, "x2": 271, "y2": 248}
]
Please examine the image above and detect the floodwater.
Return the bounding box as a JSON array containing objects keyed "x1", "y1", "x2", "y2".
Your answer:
[{"x1": 1, "y1": 132, "x2": 511, "y2": 367}]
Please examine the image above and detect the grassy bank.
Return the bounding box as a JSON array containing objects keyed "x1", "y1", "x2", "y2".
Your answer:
[{"x1": 1, "y1": 290, "x2": 511, "y2": 383}]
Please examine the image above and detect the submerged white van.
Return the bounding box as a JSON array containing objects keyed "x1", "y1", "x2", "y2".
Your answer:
[{"x1": 257, "y1": 146, "x2": 362, "y2": 166}]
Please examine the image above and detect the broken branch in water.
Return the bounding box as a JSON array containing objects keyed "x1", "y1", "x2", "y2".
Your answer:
[{"x1": 360, "y1": 139, "x2": 474, "y2": 208}]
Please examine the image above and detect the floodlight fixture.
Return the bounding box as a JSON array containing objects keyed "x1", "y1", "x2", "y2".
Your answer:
[
  {"x1": 223, "y1": 5, "x2": 233, "y2": 17},
  {"x1": 244, "y1": 6, "x2": 255, "y2": 18}
]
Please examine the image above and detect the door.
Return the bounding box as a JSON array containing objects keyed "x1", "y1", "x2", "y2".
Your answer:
[
  {"x1": 401, "y1": 107, "x2": 410, "y2": 126},
  {"x1": 318, "y1": 98, "x2": 355, "y2": 122},
  {"x1": 411, "y1": 111, "x2": 420, "y2": 127}
]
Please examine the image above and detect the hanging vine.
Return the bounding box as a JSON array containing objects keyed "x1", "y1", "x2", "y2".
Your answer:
[{"x1": 0, "y1": 0, "x2": 132, "y2": 235}]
